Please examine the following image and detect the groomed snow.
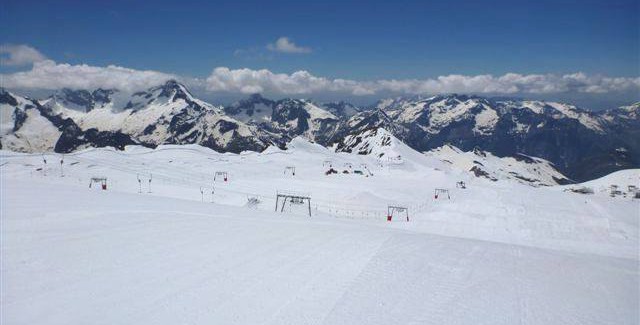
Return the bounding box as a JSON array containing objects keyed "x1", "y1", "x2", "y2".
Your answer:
[{"x1": 1, "y1": 141, "x2": 638, "y2": 324}]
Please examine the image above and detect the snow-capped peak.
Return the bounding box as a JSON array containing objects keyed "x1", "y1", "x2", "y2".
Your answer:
[
  {"x1": 47, "y1": 88, "x2": 118, "y2": 112},
  {"x1": 1, "y1": 88, "x2": 21, "y2": 106},
  {"x1": 612, "y1": 102, "x2": 639, "y2": 120},
  {"x1": 321, "y1": 101, "x2": 361, "y2": 118},
  {"x1": 156, "y1": 79, "x2": 194, "y2": 102},
  {"x1": 374, "y1": 94, "x2": 497, "y2": 135},
  {"x1": 126, "y1": 80, "x2": 200, "y2": 109},
  {"x1": 500, "y1": 100, "x2": 605, "y2": 132},
  {"x1": 224, "y1": 93, "x2": 275, "y2": 121},
  {"x1": 334, "y1": 127, "x2": 427, "y2": 169}
]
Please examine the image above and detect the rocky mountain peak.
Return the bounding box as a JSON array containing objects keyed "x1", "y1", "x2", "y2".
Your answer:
[
  {"x1": 91, "y1": 88, "x2": 117, "y2": 104},
  {"x1": 157, "y1": 79, "x2": 193, "y2": 102},
  {"x1": 0, "y1": 88, "x2": 19, "y2": 106},
  {"x1": 322, "y1": 101, "x2": 361, "y2": 118},
  {"x1": 57, "y1": 88, "x2": 95, "y2": 110}
]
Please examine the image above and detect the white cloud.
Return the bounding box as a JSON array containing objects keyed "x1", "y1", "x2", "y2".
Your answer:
[
  {"x1": 267, "y1": 37, "x2": 312, "y2": 54},
  {"x1": 0, "y1": 44, "x2": 48, "y2": 66},
  {"x1": 1, "y1": 43, "x2": 637, "y2": 98},
  {"x1": 4, "y1": 62, "x2": 638, "y2": 97},
  {"x1": 205, "y1": 67, "x2": 640, "y2": 96},
  {"x1": 1, "y1": 59, "x2": 176, "y2": 92},
  {"x1": 205, "y1": 67, "x2": 366, "y2": 95}
]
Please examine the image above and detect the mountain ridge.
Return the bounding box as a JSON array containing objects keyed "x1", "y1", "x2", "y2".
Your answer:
[{"x1": 1, "y1": 81, "x2": 638, "y2": 182}]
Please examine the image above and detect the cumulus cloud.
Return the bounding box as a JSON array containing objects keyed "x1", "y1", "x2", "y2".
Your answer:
[
  {"x1": 205, "y1": 67, "x2": 640, "y2": 96},
  {"x1": 1, "y1": 44, "x2": 637, "y2": 98},
  {"x1": 207, "y1": 67, "x2": 333, "y2": 94},
  {"x1": 267, "y1": 37, "x2": 312, "y2": 54},
  {"x1": 0, "y1": 44, "x2": 48, "y2": 66},
  {"x1": 1, "y1": 59, "x2": 176, "y2": 92}
]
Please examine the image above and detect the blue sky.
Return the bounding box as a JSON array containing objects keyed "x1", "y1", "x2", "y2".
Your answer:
[{"x1": 1, "y1": 0, "x2": 638, "y2": 108}]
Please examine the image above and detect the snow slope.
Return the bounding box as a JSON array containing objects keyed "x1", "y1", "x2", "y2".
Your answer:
[
  {"x1": 335, "y1": 128, "x2": 569, "y2": 186},
  {"x1": 1, "y1": 140, "x2": 638, "y2": 324},
  {"x1": 563, "y1": 169, "x2": 639, "y2": 198},
  {"x1": 425, "y1": 144, "x2": 570, "y2": 186}
]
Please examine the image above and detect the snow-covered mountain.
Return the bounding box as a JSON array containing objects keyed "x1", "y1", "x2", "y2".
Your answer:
[
  {"x1": 1, "y1": 88, "x2": 142, "y2": 153},
  {"x1": 601, "y1": 102, "x2": 639, "y2": 122},
  {"x1": 321, "y1": 101, "x2": 363, "y2": 118},
  {"x1": 1, "y1": 81, "x2": 271, "y2": 153},
  {"x1": 425, "y1": 144, "x2": 570, "y2": 186},
  {"x1": 1, "y1": 86, "x2": 638, "y2": 182},
  {"x1": 224, "y1": 94, "x2": 342, "y2": 145},
  {"x1": 1, "y1": 89, "x2": 63, "y2": 152},
  {"x1": 43, "y1": 88, "x2": 118, "y2": 112},
  {"x1": 334, "y1": 127, "x2": 571, "y2": 186},
  {"x1": 334, "y1": 127, "x2": 429, "y2": 166},
  {"x1": 336, "y1": 94, "x2": 639, "y2": 182}
]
